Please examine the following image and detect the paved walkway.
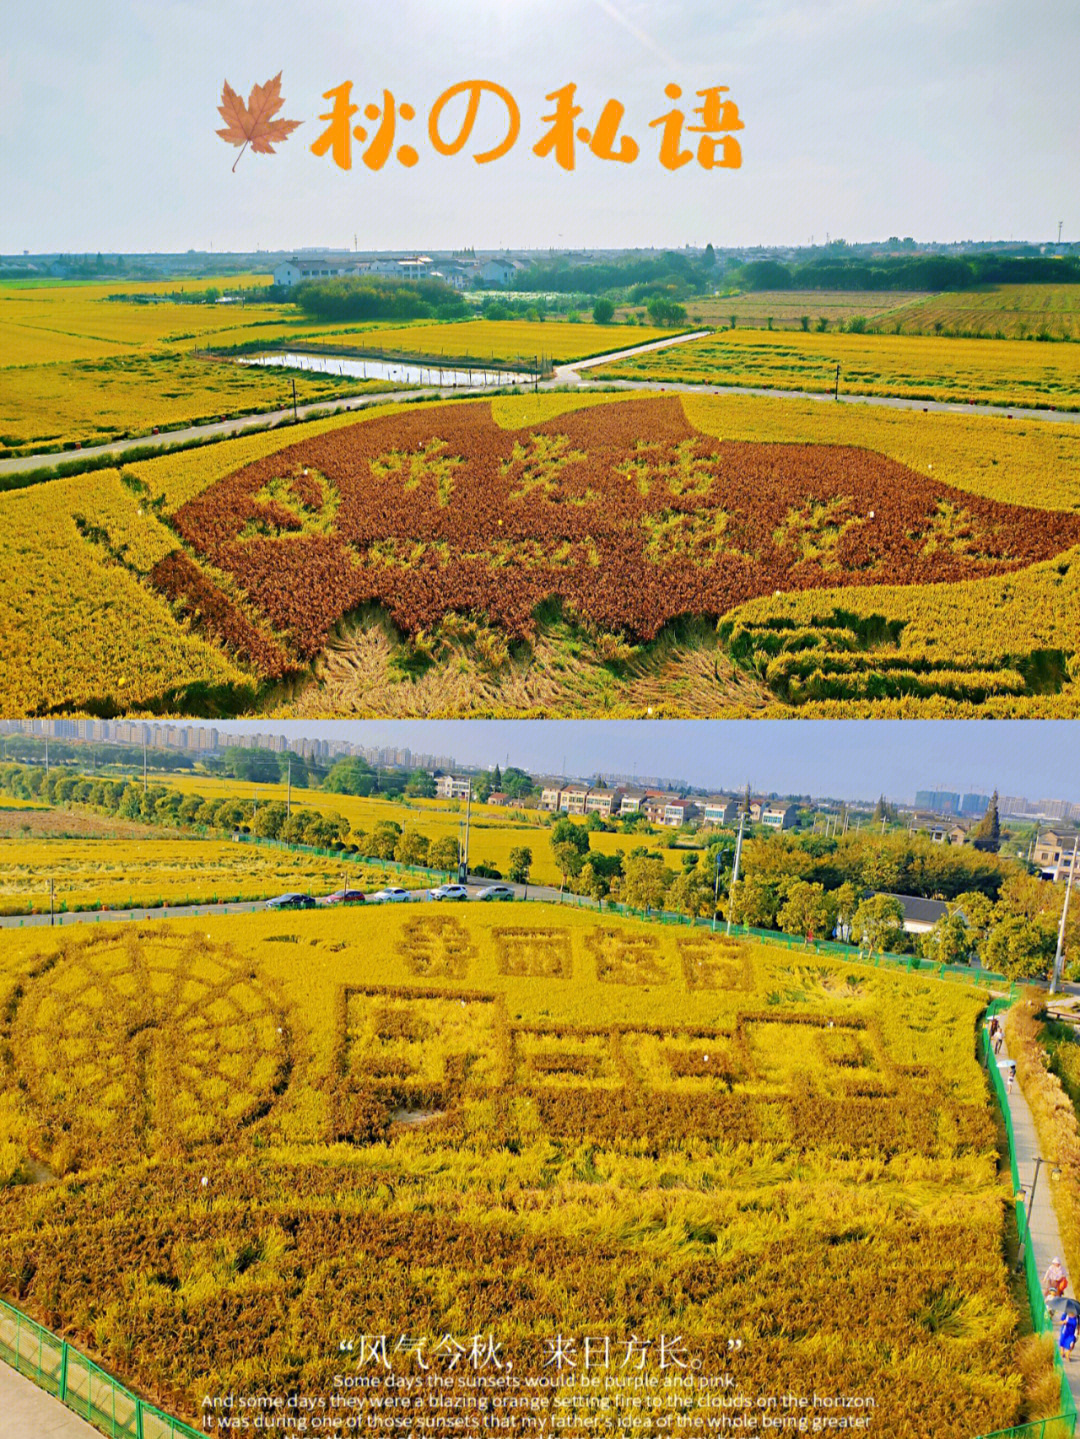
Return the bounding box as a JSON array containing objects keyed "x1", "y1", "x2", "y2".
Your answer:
[
  {"x1": 0, "y1": 1360, "x2": 100, "y2": 1437},
  {"x1": 994, "y1": 1025, "x2": 1080, "y2": 1410}
]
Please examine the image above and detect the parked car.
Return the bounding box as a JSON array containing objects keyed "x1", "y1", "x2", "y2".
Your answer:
[
  {"x1": 325, "y1": 889, "x2": 366, "y2": 905},
  {"x1": 370, "y1": 887, "x2": 413, "y2": 903},
  {"x1": 476, "y1": 884, "x2": 515, "y2": 902},
  {"x1": 265, "y1": 893, "x2": 316, "y2": 910},
  {"x1": 430, "y1": 884, "x2": 470, "y2": 901}
]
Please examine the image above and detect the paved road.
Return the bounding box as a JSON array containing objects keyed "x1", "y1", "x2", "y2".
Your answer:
[
  {"x1": 4, "y1": 326, "x2": 1077, "y2": 477},
  {"x1": 0, "y1": 1361, "x2": 100, "y2": 1438},
  {"x1": 0, "y1": 876, "x2": 574, "y2": 929}
]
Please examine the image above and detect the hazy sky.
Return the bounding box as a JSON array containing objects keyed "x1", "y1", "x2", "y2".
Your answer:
[
  {"x1": 4, "y1": 0, "x2": 1077, "y2": 253},
  {"x1": 211, "y1": 721, "x2": 1080, "y2": 804}
]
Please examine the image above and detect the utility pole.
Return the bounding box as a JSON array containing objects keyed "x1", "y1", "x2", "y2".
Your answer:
[
  {"x1": 726, "y1": 811, "x2": 746, "y2": 936},
  {"x1": 834, "y1": 364, "x2": 841, "y2": 401},
  {"x1": 1059, "y1": 221, "x2": 1064, "y2": 245},
  {"x1": 143, "y1": 742, "x2": 148, "y2": 797},
  {"x1": 287, "y1": 755, "x2": 292, "y2": 818},
  {"x1": 1049, "y1": 836, "x2": 1078, "y2": 996},
  {"x1": 44, "y1": 734, "x2": 49, "y2": 777},
  {"x1": 712, "y1": 845, "x2": 725, "y2": 932},
  {"x1": 460, "y1": 782, "x2": 473, "y2": 883},
  {"x1": 292, "y1": 376, "x2": 298, "y2": 423},
  {"x1": 49, "y1": 877, "x2": 55, "y2": 928}
]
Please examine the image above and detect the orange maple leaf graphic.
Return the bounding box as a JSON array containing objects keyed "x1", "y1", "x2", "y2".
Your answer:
[{"x1": 217, "y1": 72, "x2": 301, "y2": 171}]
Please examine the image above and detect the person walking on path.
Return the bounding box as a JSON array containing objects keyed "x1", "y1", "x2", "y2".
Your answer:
[
  {"x1": 1061, "y1": 1310, "x2": 1079, "y2": 1362},
  {"x1": 1045, "y1": 1257, "x2": 1069, "y2": 1299}
]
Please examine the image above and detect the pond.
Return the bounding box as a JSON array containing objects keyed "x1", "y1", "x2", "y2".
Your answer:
[{"x1": 238, "y1": 351, "x2": 535, "y2": 387}]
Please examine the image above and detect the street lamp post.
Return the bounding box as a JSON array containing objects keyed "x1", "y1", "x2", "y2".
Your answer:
[
  {"x1": 726, "y1": 811, "x2": 746, "y2": 937},
  {"x1": 1049, "y1": 836, "x2": 1078, "y2": 997},
  {"x1": 1016, "y1": 1155, "x2": 1063, "y2": 1269}
]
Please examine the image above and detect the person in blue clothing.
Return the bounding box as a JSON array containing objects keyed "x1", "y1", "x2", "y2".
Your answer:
[{"x1": 1060, "y1": 1309, "x2": 1079, "y2": 1362}]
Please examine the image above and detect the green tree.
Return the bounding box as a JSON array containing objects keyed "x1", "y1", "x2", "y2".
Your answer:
[
  {"x1": 951, "y1": 890, "x2": 995, "y2": 943},
  {"x1": 729, "y1": 874, "x2": 781, "y2": 929},
  {"x1": 920, "y1": 912, "x2": 971, "y2": 965},
  {"x1": 592, "y1": 298, "x2": 615, "y2": 324},
  {"x1": 621, "y1": 854, "x2": 673, "y2": 912},
  {"x1": 551, "y1": 819, "x2": 590, "y2": 890},
  {"x1": 971, "y1": 791, "x2": 1001, "y2": 852},
  {"x1": 647, "y1": 295, "x2": 688, "y2": 327},
  {"x1": 252, "y1": 802, "x2": 288, "y2": 840},
  {"x1": 429, "y1": 836, "x2": 461, "y2": 874},
  {"x1": 405, "y1": 768, "x2": 437, "y2": 798},
  {"x1": 777, "y1": 881, "x2": 838, "y2": 941},
  {"x1": 501, "y1": 767, "x2": 534, "y2": 800},
  {"x1": 666, "y1": 869, "x2": 710, "y2": 918},
  {"x1": 507, "y1": 846, "x2": 533, "y2": 891},
  {"x1": 853, "y1": 894, "x2": 905, "y2": 955},
  {"x1": 983, "y1": 916, "x2": 1055, "y2": 981},
  {"x1": 324, "y1": 757, "x2": 377, "y2": 796},
  {"x1": 395, "y1": 829, "x2": 430, "y2": 866},
  {"x1": 369, "y1": 820, "x2": 403, "y2": 860}
]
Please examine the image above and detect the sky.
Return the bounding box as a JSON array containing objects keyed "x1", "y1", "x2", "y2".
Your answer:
[
  {"x1": 210, "y1": 721, "x2": 1080, "y2": 805},
  {"x1": 3, "y1": 0, "x2": 1078, "y2": 253}
]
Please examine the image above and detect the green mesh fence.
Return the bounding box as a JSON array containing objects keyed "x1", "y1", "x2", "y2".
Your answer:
[
  {"x1": 979, "y1": 1028, "x2": 1079, "y2": 1437},
  {"x1": 0, "y1": 1295, "x2": 202, "y2": 1438}
]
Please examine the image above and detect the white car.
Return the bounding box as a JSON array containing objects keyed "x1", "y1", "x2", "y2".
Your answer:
[
  {"x1": 370, "y1": 887, "x2": 412, "y2": 903},
  {"x1": 476, "y1": 884, "x2": 515, "y2": 902},
  {"x1": 430, "y1": 884, "x2": 470, "y2": 901}
]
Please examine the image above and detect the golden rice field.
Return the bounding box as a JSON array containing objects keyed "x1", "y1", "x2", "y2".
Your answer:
[
  {"x1": 867, "y1": 285, "x2": 1080, "y2": 342},
  {"x1": 117, "y1": 771, "x2": 628, "y2": 888},
  {"x1": 3, "y1": 387, "x2": 1078, "y2": 718},
  {"x1": 297, "y1": 316, "x2": 670, "y2": 363},
  {"x1": 0, "y1": 837, "x2": 427, "y2": 915},
  {"x1": 593, "y1": 327, "x2": 1080, "y2": 410},
  {"x1": 638, "y1": 289, "x2": 927, "y2": 328},
  {"x1": 0, "y1": 279, "x2": 662, "y2": 451},
  {"x1": 0, "y1": 357, "x2": 394, "y2": 451},
  {"x1": 0, "y1": 906, "x2": 1053, "y2": 1437}
]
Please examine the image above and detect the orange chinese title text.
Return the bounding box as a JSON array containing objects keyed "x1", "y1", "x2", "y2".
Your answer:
[{"x1": 310, "y1": 81, "x2": 744, "y2": 171}]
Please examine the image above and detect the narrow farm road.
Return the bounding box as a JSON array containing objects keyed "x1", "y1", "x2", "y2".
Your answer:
[
  {"x1": 4, "y1": 325, "x2": 1077, "y2": 478},
  {"x1": 993, "y1": 1023, "x2": 1080, "y2": 1414}
]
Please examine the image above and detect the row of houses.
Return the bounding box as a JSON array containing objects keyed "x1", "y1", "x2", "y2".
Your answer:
[
  {"x1": 272, "y1": 254, "x2": 524, "y2": 290},
  {"x1": 538, "y1": 783, "x2": 798, "y2": 831},
  {"x1": 433, "y1": 774, "x2": 800, "y2": 829}
]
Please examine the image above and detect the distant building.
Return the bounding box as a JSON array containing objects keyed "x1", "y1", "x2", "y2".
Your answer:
[
  {"x1": 960, "y1": 793, "x2": 990, "y2": 817},
  {"x1": 913, "y1": 790, "x2": 962, "y2": 816},
  {"x1": 560, "y1": 784, "x2": 590, "y2": 816},
  {"x1": 273, "y1": 257, "x2": 368, "y2": 287},
  {"x1": 761, "y1": 803, "x2": 798, "y2": 831},
  {"x1": 618, "y1": 790, "x2": 649, "y2": 814},
  {"x1": 702, "y1": 796, "x2": 738, "y2": 827},
  {"x1": 910, "y1": 814, "x2": 969, "y2": 845},
  {"x1": 661, "y1": 799, "x2": 698, "y2": 827},
  {"x1": 1033, "y1": 830, "x2": 1080, "y2": 883},
  {"x1": 486, "y1": 792, "x2": 510, "y2": 806},
  {"x1": 435, "y1": 774, "x2": 472, "y2": 801},
  {"x1": 477, "y1": 257, "x2": 520, "y2": 286},
  {"x1": 871, "y1": 892, "x2": 949, "y2": 935},
  {"x1": 539, "y1": 783, "x2": 564, "y2": 811},
  {"x1": 584, "y1": 788, "x2": 623, "y2": 819}
]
